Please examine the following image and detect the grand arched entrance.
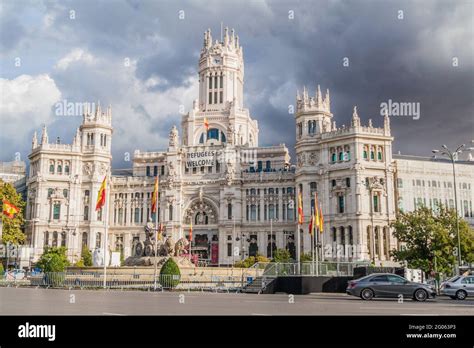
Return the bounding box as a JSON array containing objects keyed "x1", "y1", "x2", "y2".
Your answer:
[{"x1": 183, "y1": 198, "x2": 219, "y2": 265}]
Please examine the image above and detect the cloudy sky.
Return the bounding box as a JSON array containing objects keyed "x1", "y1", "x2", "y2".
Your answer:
[{"x1": 1, "y1": 0, "x2": 473, "y2": 168}]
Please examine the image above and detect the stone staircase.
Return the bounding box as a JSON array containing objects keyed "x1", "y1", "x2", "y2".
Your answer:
[{"x1": 241, "y1": 276, "x2": 276, "y2": 294}]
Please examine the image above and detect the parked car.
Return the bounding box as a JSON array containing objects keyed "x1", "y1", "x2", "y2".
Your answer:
[
  {"x1": 346, "y1": 273, "x2": 436, "y2": 302},
  {"x1": 440, "y1": 275, "x2": 474, "y2": 300}
]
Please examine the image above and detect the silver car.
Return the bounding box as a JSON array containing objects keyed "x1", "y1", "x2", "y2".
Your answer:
[
  {"x1": 440, "y1": 275, "x2": 474, "y2": 300},
  {"x1": 346, "y1": 273, "x2": 436, "y2": 302}
]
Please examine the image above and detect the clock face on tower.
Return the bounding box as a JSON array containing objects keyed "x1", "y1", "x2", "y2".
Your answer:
[{"x1": 212, "y1": 56, "x2": 221, "y2": 65}]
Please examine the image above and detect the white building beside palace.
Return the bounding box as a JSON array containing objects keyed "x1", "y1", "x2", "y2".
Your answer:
[{"x1": 24, "y1": 28, "x2": 474, "y2": 266}]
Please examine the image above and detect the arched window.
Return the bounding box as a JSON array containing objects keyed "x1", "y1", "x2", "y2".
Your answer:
[
  {"x1": 84, "y1": 206, "x2": 89, "y2": 221},
  {"x1": 57, "y1": 162, "x2": 62, "y2": 174},
  {"x1": 269, "y1": 204, "x2": 275, "y2": 220},
  {"x1": 44, "y1": 231, "x2": 49, "y2": 248},
  {"x1": 338, "y1": 151, "x2": 344, "y2": 161},
  {"x1": 378, "y1": 147, "x2": 383, "y2": 161},
  {"x1": 363, "y1": 146, "x2": 368, "y2": 159},
  {"x1": 340, "y1": 227, "x2": 345, "y2": 256},
  {"x1": 250, "y1": 205, "x2": 257, "y2": 221},
  {"x1": 49, "y1": 162, "x2": 55, "y2": 174},
  {"x1": 82, "y1": 232, "x2": 88, "y2": 247},
  {"x1": 375, "y1": 227, "x2": 380, "y2": 257},
  {"x1": 331, "y1": 153, "x2": 337, "y2": 162},
  {"x1": 96, "y1": 233, "x2": 101, "y2": 248},
  {"x1": 52, "y1": 231, "x2": 58, "y2": 247},
  {"x1": 61, "y1": 232, "x2": 66, "y2": 247},
  {"x1": 134, "y1": 208, "x2": 140, "y2": 223},
  {"x1": 221, "y1": 131, "x2": 226, "y2": 143},
  {"x1": 367, "y1": 226, "x2": 372, "y2": 258},
  {"x1": 207, "y1": 128, "x2": 219, "y2": 140},
  {"x1": 384, "y1": 227, "x2": 390, "y2": 259},
  {"x1": 199, "y1": 133, "x2": 204, "y2": 144}
]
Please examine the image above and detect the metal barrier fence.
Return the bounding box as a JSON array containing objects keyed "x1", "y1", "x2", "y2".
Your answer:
[
  {"x1": 0, "y1": 261, "x2": 368, "y2": 290},
  {"x1": 257, "y1": 261, "x2": 370, "y2": 277},
  {"x1": 2, "y1": 272, "x2": 245, "y2": 291}
]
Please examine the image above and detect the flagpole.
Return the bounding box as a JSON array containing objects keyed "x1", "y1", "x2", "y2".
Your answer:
[
  {"x1": 103, "y1": 172, "x2": 110, "y2": 289},
  {"x1": 153, "y1": 176, "x2": 159, "y2": 291},
  {"x1": 315, "y1": 223, "x2": 319, "y2": 276}
]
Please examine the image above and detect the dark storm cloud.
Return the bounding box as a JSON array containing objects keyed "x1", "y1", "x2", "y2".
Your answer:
[{"x1": 0, "y1": 0, "x2": 472, "y2": 167}]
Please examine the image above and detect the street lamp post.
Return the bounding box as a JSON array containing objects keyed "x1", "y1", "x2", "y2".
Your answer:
[{"x1": 432, "y1": 144, "x2": 465, "y2": 274}]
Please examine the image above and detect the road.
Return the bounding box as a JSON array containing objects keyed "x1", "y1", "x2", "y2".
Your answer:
[{"x1": 0, "y1": 287, "x2": 473, "y2": 315}]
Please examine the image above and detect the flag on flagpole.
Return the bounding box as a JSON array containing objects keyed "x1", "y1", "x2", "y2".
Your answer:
[
  {"x1": 2, "y1": 199, "x2": 19, "y2": 219},
  {"x1": 319, "y1": 204, "x2": 324, "y2": 233},
  {"x1": 95, "y1": 175, "x2": 107, "y2": 211},
  {"x1": 297, "y1": 189, "x2": 304, "y2": 225},
  {"x1": 308, "y1": 210, "x2": 314, "y2": 235},
  {"x1": 151, "y1": 176, "x2": 159, "y2": 213},
  {"x1": 314, "y1": 192, "x2": 320, "y2": 231},
  {"x1": 204, "y1": 117, "x2": 209, "y2": 131}
]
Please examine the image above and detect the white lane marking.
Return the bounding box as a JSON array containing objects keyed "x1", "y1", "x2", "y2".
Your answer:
[
  {"x1": 102, "y1": 312, "x2": 126, "y2": 316},
  {"x1": 251, "y1": 313, "x2": 270, "y2": 316}
]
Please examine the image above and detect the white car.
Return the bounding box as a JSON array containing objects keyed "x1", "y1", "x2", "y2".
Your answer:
[{"x1": 440, "y1": 275, "x2": 474, "y2": 300}]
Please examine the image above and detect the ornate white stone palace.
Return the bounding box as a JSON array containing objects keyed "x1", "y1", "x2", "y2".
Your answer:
[{"x1": 24, "y1": 28, "x2": 474, "y2": 266}]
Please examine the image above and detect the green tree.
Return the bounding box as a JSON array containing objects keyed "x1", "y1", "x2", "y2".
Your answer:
[
  {"x1": 272, "y1": 249, "x2": 291, "y2": 263},
  {"x1": 391, "y1": 205, "x2": 474, "y2": 275},
  {"x1": 0, "y1": 180, "x2": 26, "y2": 245},
  {"x1": 159, "y1": 258, "x2": 181, "y2": 288},
  {"x1": 36, "y1": 247, "x2": 70, "y2": 272},
  {"x1": 80, "y1": 245, "x2": 93, "y2": 267}
]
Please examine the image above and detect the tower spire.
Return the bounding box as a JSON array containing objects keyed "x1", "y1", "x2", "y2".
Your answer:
[
  {"x1": 316, "y1": 84, "x2": 322, "y2": 107},
  {"x1": 32, "y1": 131, "x2": 38, "y2": 149},
  {"x1": 351, "y1": 106, "x2": 361, "y2": 127},
  {"x1": 41, "y1": 125, "x2": 49, "y2": 145}
]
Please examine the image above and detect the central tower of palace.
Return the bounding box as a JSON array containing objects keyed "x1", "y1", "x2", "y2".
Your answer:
[{"x1": 181, "y1": 27, "x2": 259, "y2": 148}]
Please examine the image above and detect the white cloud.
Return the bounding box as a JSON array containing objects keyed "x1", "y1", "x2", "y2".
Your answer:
[
  {"x1": 55, "y1": 48, "x2": 96, "y2": 70},
  {"x1": 0, "y1": 74, "x2": 61, "y2": 151}
]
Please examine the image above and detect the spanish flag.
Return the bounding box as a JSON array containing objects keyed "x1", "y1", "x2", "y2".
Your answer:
[
  {"x1": 151, "y1": 176, "x2": 159, "y2": 213},
  {"x1": 204, "y1": 117, "x2": 209, "y2": 131},
  {"x1": 319, "y1": 204, "x2": 324, "y2": 234},
  {"x1": 308, "y1": 210, "x2": 314, "y2": 235},
  {"x1": 297, "y1": 190, "x2": 304, "y2": 225},
  {"x1": 314, "y1": 192, "x2": 320, "y2": 231},
  {"x1": 2, "y1": 199, "x2": 19, "y2": 219},
  {"x1": 95, "y1": 175, "x2": 107, "y2": 211}
]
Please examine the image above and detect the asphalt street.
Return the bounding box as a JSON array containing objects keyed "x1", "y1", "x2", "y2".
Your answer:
[{"x1": 1, "y1": 287, "x2": 473, "y2": 315}]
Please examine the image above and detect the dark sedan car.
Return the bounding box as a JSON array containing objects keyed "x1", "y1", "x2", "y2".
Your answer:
[{"x1": 346, "y1": 273, "x2": 436, "y2": 302}]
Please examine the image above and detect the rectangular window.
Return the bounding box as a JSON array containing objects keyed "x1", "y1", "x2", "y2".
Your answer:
[
  {"x1": 220, "y1": 91, "x2": 223, "y2": 103},
  {"x1": 397, "y1": 178, "x2": 403, "y2": 188},
  {"x1": 153, "y1": 166, "x2": 158, "y2": 176},
  {"x1": 220, "y1": 75, "x2": 223, "y2": 89},
  {"x1": 53, "y1": 203, "x2": 61, "y2": 220},
  {"x1": 338, "y1": 196, "x2": 344, "y2": 214},
  {"x1": 84, "y1": 206, "x2": 89, "y2": 221},
  {"x1": 346, "y1": 178, "x2": 351, "y2": 188},
  {"x1": 209, "y1": 76, "x2": 212, "y2": 89},
  {"x1": 373, "y1": 195, "x2": 380, "y2": 212},
  {"x1": 214, "y1": 91, "x2": 217, "y2": 104},
  {"x1": 209, "y1": 92, "x2": 212, "y2": 104},
  {"x1": 227, "y1": 243, "x2": 232, "y2": 257},
  {"x1": 146, "y1": 166, "x2": 150, "y2": 177}
]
